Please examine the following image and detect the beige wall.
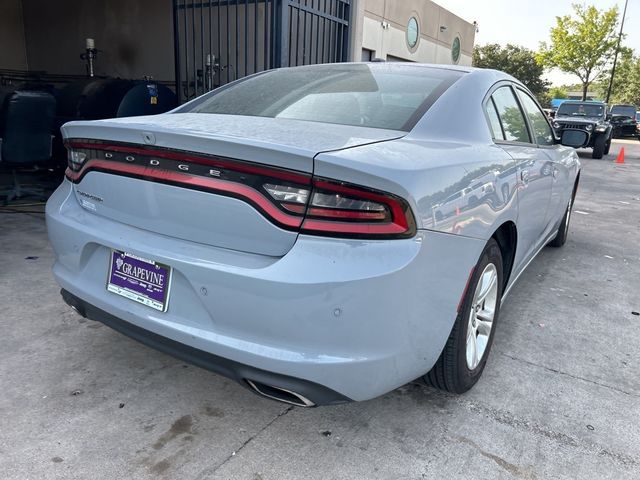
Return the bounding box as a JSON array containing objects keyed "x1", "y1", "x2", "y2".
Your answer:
[
  {"x1": 358, "y1": 0, "x2": 476, "y2": 66},
  {"x1": 20, "y1": 0, "x2": 175, "y2": 81},
  {"x1": 0, "y1": 0, "x2": 28, "y2": 70}
]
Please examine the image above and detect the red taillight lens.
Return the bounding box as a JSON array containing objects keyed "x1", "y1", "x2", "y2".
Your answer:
[
  {"x1": 262, "y1": 177, "x2": 416, "y2": 238},
  {"x1": 300, "y1": 179, "x2": 416, "y2": 238},
  {"x1": 65, "y1": 140, "x2": 416, "y2": 239}
]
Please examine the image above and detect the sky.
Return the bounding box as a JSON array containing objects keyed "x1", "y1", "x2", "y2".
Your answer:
[{"x1": 438, "y1": 0, "x2": 639, "y2": 86}]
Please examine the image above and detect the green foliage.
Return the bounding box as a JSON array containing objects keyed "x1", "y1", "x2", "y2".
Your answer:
[
  {"x1": 473, "y1": 43, "x2": 549, "y2": 97},
  {"x1": 500, "y1": 106, "x2": 530, "y2": 143},
  {"x1": 536, "y1": 91, "x2": 552, "y2": 108},
  {"x1": 548, "y1": 86, "x2": 569, "y2": 99},
  {"x1": 538, "y1": 4, "x2": 619, "y2": 100},
  {"x1": 594, "y1": 48, "x2": 640, "y2": 105}
]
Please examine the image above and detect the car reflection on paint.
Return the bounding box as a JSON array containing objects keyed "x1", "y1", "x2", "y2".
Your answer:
[{"x1": 432, "y1": 170, "x2": 501, "y2": 223}]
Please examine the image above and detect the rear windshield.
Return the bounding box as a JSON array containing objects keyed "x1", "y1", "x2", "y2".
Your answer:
[
  {"x1": 557, "y1": 103, "x2": 604, "y2": 117},
  {"x1": 178, "y1": 64, "x2": 463, "y2": 131},
  {"x1": 611, "y1": 105, "x2": 636, "y2": 118}
]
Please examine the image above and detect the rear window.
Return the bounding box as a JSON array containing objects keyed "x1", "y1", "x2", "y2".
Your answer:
[
  {"x1": 179, "y1": 64, "x2": 463, "y2": 131},
  {"x1": 611, "y1": 105, "x2": 636, "y2": 118},
  {"x1": 557, "y1": 103, "x2": 604, "y2": 117}
]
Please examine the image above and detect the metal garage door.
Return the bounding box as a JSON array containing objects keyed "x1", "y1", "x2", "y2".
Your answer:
[{"x1": 172, "y1": 0, "x2": 351, "y2": 103}]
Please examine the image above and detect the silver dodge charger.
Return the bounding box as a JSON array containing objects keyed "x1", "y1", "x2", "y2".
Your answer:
[{"x1": 46, "y1": 63, "x2": 582, "y2": 406}]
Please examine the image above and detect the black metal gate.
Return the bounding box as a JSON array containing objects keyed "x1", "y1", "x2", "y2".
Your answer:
[{"x1": 172, "y1": 0, "x2": 351, "y2": 103}]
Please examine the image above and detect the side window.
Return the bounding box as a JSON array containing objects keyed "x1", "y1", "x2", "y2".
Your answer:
[
  {"x1": 517, "y1": 89, "x2": 554, "y2": 146},
  {"x1": 491, "y1": 87, "x2": 531, "y2": 143},
  {"x1": 485, "y1": 98, "x2": 505, "y2": 140}
]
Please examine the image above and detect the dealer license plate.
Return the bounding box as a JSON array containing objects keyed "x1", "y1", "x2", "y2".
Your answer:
[{"x1": 107, "y1": 250, "x2": 171, "y2": 312}]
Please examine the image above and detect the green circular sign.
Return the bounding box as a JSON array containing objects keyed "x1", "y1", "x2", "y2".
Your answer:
[
  {"x1": 407, "y1": 17, "x2": 419, "y2": 49},
  {"x1": 452, "y1": 36, "x2": 461, "y2": 63}
]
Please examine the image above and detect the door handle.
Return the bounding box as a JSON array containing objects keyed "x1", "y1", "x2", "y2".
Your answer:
[{"x1": 520, "y1": 169, "x2": 530, "y2": 185}]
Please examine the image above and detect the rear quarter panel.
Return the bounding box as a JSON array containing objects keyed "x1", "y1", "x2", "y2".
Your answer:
[{"x1": 314, "y1": 139, "x2": 518, "y2": 241}]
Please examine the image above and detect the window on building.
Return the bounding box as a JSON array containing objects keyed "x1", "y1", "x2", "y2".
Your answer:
[
  {"x1": 451, "y1": 36, "x2": 461, "y2": 64},
  {"x1": 407, "y1": 17, "x2": 419, "y2": 49}
]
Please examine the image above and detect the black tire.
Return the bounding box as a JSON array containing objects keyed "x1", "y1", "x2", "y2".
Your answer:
[
  {"x1": 592, "y1": 135, "x2": 606, "y2": 159},
  {"x1": 425, "y1": 239, "x2": 503, "y2": 394},
  {"x1": 548, "y1": 196, "x2": 573, "y2": 248},
  {"x1": 604, "y1": 138, "x2": 611, "y2": 155}
]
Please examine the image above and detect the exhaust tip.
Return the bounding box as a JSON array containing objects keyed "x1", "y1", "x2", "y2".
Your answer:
[
  {"x1": 61, "y1": 289, "x2": 86, "y2": 317},
  {"x1": 245, "y1": 379, "x2": 315, "y2": 407}
]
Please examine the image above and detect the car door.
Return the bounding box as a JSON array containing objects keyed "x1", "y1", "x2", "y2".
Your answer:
[
  {"x1": 486, "y1": 85, "x2": 553, "y2": 269},
  {"x1": 515, "y1": 88, "x2": 571, "y2": 236}
]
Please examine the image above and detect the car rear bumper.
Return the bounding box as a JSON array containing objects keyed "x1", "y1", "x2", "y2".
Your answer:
[
  {"x1": 60, "y1": 288, "x2": 350, "y2": 406},
  {"x1": 46, "y1": 180, "x2": 485, "y2": 403}
]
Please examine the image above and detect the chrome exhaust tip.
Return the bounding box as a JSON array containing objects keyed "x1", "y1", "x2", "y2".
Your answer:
[{"x1": 245, "y1": 379, "x2": 315, "y2": 407}]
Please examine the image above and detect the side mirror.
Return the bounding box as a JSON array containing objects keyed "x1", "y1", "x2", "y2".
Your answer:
[
  {"x1": 606, "y1": 113, "x2": 612, "y2": 121},
  {"x1": 560, "y1": 129, "x2": 588, "y2": 148}
]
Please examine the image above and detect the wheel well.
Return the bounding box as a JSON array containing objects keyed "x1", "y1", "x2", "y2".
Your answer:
[
  {"x1": 492, "y1": 221, "x2": 517, "y2": 291},
  {"x1": 572, "y1": 172, "x2": 580, "y2": 200}
]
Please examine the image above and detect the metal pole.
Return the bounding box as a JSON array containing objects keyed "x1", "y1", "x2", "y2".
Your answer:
[
  {"x1": 343, "y1": 0, "x2": 351, "y2": 61},
  {"x1": 200, "y1": 1, "x2": 205, "y2": 95},
  {"x1": 605, "y1": 0, "x2": 628, "y2": 104},
  {"x1": 254, "y1": 0, "x2": 258, "y2": 73},
  {"x1": 192, "y1": 0, "x2": 197, "y2": 96},
  {"x1": 279, "y1": 0, "x2": 290, "y2": 67},
  {"x1": 172, "y1": 0, "x2": 182, "y2": 103},
  {"x1": 245, "y1": 0, "x2": 249, "y2": 77}
]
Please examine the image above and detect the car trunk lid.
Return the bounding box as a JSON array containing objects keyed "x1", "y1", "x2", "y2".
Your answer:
[{"x1": 62, "y1": 113, "x2": 404, "y2": 256}]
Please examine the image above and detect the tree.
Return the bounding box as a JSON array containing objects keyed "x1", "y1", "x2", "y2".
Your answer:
[
  {"x1": 548, "y1": 86, "x2": 568, "y2": 100},
  {"x1": 473, "y1": 44, "x2": 549, "y2": 101},
  {"x1": 594, "y1": 48, "x2": 640, "y2": 105},
  {"x1": 537, "y1": 4, "x2": 619, "y2": 101},
  {"x1": 618, "y1": 57, "x2": 640, "y2": 105}
]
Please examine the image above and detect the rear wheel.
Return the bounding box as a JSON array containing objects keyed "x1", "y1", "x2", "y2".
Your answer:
[
  {"x1": 548, "y1": 196, "x2": 573, "y2": 248},
  {"x1": 425, "y1": 239, "x2": 503, "y2": 393},
  {"x1": 592, "y1": 135, "x2": 606, "y2": 159}
]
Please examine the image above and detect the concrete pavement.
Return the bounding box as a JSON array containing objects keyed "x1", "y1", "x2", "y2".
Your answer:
[{"x1": 1, "y1": 139, "x2": 639, "y2": 479}]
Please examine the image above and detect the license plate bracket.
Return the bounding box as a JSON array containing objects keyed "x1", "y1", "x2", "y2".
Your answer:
[{"x1": 107, "y1": 250, "x2": 171, "y2": 312}]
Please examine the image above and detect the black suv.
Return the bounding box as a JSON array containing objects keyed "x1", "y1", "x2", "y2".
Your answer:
[
  {"x1": 553, "y1": 101, "x2": 612, "y2": 159},
  {"x1": 610, "y1": 104, "x2": 639, "y2": 139}
]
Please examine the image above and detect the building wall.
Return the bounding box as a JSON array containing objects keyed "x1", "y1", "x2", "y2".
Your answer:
[
  {"x1": 0, "y1": 0, "x2": 29, "y2": 70},
  {"x1": 358, "y1": 0, "x2": 475, "y2": 66},
  {"x1": 20, "y1": 0, "x2": 175, "y2": 81},
  {"x1": 6, "y1": 0, "x2": 472, "y2": 84}
]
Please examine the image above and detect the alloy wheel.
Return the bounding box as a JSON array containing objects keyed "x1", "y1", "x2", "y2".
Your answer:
[{"x1": 466, "y1": 263, "x2": 498, "y2": 370}]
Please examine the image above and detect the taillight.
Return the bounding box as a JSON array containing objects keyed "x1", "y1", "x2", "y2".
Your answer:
[
  {"x1": 263, "y1": 177, "x2": 415, "y2": 238},
  {"x1": 301, "y1": 179, "x2": 416, "y2": 238},
  {"x1": 67, "y1": 149, "x2": 87, "y2": 171},
  {"x1": 65, "y1": 140, "x2": 416, "y2": 239}
]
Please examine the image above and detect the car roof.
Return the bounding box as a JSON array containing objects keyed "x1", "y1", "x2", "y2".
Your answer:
[
  {"x1": 559, "y1": 100, "x2": 606, "y2": 105},
  {"x1": 277, "y1": 62, "x2": 521, "y2": 93},
  {"x1": 348, "y1": 62, "x2": 473, "y2": 73}
]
